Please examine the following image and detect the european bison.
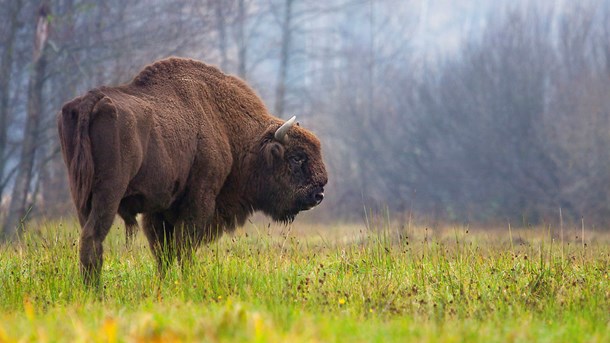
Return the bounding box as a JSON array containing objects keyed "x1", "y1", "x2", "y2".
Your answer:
[{"x1": 58, "y1": 57, "x2": 327, "y2": 285}]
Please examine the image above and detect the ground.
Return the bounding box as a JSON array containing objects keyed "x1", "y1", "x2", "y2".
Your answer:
[{"x1": 0, "y1": 218, "x2": 608, "y2": 342}]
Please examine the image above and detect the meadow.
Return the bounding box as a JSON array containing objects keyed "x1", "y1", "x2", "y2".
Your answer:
[{"x1": 0, "y1": 217, "x2": 608, "y2": 342}]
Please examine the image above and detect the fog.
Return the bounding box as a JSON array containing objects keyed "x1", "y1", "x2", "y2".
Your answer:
[{"x1": 2, "y1": 0, "x2": 610, "y2": 236}]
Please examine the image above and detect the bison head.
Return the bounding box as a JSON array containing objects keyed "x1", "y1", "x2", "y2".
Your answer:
[{"x1": 254, "y1": 116, "x2": 328, "y2": 223}]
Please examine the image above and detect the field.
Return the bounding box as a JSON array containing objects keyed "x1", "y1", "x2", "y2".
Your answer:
[{"x1": 0, "y1": 218, "x2": 608, "y2": 342}]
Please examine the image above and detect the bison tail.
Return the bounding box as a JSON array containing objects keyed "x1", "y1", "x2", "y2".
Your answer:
[{"x1": 59, "y1": 90, "x2": 106, "y2": 218}]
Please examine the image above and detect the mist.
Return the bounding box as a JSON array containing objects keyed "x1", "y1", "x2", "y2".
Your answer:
[{"x1": 2, "y1": 0, "x2": 610, "y2": 233}]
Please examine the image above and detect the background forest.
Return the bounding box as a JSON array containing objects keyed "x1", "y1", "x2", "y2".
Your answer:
[{"x1": 2, "y1": 0, "x2": 610, "y2": 237}]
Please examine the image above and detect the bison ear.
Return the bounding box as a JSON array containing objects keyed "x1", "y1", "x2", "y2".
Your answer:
[{"x1": 262, "y1": 140, "x2": 285, "y2": 167}]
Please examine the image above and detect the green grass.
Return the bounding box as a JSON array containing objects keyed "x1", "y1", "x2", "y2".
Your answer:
[{"x1": 0, "y1": 220, "x2": 608, "y2": 342}]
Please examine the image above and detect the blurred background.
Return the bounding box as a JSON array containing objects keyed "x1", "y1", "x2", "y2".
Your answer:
[{"x1": 1, "y1": 0, "x2": 610, "y2": 235}]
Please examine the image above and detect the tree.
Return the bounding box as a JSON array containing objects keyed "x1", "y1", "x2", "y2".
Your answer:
[
  {"x1": 0, "y1": 0, "x2": 24, "y2": 203},
  {"x1": 3, "y1": 1, "x2": 50, "y2": 239},
  {"x1": 236, "y1": 0, "x2": 248, "y2": 78},
  {"x1": 274, "y1": 0, "x2": 294, "y2": 117}
]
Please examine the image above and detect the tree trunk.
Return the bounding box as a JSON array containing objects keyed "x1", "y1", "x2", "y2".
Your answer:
[
  {"x1": 0, "y1": 0, "x2": 23, "y2": 203},
  {"x1": 38, "y1": 0, "x2": 76, "y2": 218},
  {"x1": 2, "y1": 2, "x2": 50, "y2": 240},
  {"x1": 236, "y1": 0, "x2": 247, "y2": 79},
  {"x1": 274, "y1": 0, "x2": 293, "y2": 117},
  {"x1": 215, "y1": 0, "x2": 228, "y2": 71}
]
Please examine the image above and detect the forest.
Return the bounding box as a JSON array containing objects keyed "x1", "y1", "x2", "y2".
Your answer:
[{"x1": 2, "y1": 0, "x2": 610, "y2": 238}]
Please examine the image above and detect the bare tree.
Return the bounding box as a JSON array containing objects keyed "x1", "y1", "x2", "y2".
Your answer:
[
  {"x1": 3, "y1": 1, "x2": 50, "y2": 239},
  {"x1": 0, "y1": 0, "x2": 23, "y2": 203},
  {"x1": 236, "y1": 0, "x2": 248, "y2": 78},
  {"x1": 214, "y1": 0, "x2": 230, "y2": 70},
  {"x1": 274, "y1": 0, "x2": 294, "y2": 117}
]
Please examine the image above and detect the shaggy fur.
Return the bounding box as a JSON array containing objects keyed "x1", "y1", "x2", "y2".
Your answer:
[{"x1": 57, "y1": 57, "x2": 327, "y2": 284}]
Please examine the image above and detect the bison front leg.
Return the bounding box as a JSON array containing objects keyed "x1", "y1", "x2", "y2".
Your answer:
[
  {"x1": 142, "y1": 212, "x2": 176, "y2": 277},
  {"x1": 173, "y1": 219, "x2": 205, "y2": 273},
  {"x1": 174, "y1": 193, "x2": 220, "y2": 272}
]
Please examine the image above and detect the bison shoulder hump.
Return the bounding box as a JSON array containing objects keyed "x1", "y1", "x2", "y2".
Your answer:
[{"x1": 132, "y1": 57, "x2": 225, "y2": 87}]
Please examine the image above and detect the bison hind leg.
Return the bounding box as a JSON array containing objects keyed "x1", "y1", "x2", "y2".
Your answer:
[{"x1": 80, "y1": 194, "x2": 120, "y2": 288}]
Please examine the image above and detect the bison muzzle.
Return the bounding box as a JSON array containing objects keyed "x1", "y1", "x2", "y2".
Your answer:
[{"x1": 57, "y1": 57, "x2": 328, "y2": 285}]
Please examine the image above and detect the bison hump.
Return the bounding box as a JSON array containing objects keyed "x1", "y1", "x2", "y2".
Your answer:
[{"x1": 132, "y1": 57, "x2": 224, "y2": 87}]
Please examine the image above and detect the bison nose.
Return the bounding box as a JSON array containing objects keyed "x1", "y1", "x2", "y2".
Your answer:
[{"x1": 312, "y1": 187, "x2": 324, "y2": 206}]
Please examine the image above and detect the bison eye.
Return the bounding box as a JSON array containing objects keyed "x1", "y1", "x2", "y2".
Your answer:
[{"x1": 289, "y1": 154, "x2": 305, "y2": 165}]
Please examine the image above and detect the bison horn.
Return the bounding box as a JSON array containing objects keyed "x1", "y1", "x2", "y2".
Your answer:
[{"x1": 274, "y1": 115, "x2": 297, "y2": 143}]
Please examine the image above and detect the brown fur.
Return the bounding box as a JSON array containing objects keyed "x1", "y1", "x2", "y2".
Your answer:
[{"x1": 57, "y1": 57, "x2": 327, "y2": 285}]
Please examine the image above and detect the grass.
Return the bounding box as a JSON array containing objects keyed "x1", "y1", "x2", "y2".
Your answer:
[{"x1": 0, "y1": 218, "x2": 608, "y2": 342}]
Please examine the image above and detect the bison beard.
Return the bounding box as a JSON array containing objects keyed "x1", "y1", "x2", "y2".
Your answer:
[{"x1": 57, "y1": 57, "x2": 327, "y2": 286}]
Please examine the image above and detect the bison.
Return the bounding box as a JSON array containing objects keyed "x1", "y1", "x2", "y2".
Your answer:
[{"x1": 58, "y1": 57, "x2": 327, "y2": 285}]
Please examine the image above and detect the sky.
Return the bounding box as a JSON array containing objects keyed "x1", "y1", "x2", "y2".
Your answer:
[
  {"x1": 410, "y1": 0, "x2": 569, "y2": 58},
  {"x1": 414, "y1": 0, "x2": 490, "y2": 56}
]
